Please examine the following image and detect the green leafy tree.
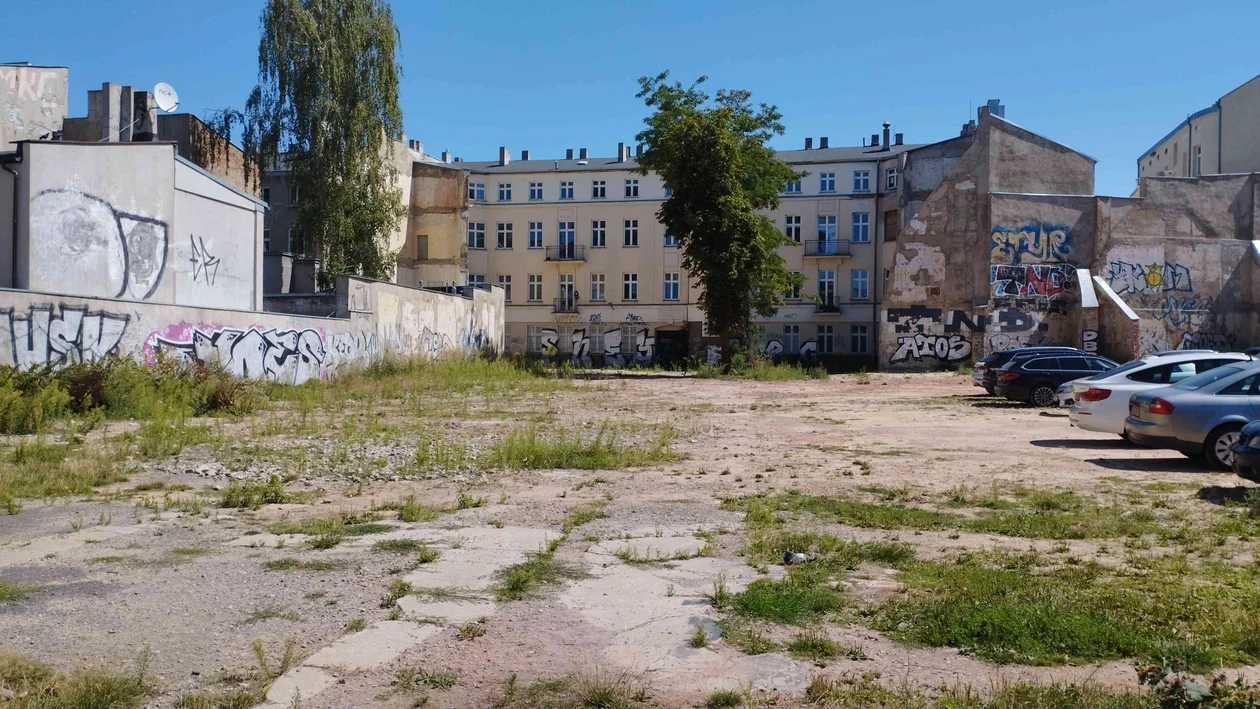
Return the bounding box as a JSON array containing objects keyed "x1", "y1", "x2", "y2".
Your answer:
[
  {"x1": 634, "y1": 72, "x2": 803, "y2": 360},
  {"x1": 242, "y1": 0, "x2": 406, "y2": 287}
]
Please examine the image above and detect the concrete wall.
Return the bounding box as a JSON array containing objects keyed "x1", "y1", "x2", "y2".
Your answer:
[
  {"x1": 1219, "y1": 75, "x2": 1260, "y2": 175},
  {"x1": 0, "y1": 65, "x2": 67, "y2": 150},
  {"x1": 400, "y1": 161, "x2": 467, "y2": 287},
  {"x1": 159, "y1": 114, "x2": 259, "y2": 196},
  {"x1": 987, "y1": 116, "x2": 1095, "y2": 196},
  {"x1": 15, "y1": 141, "x2": 262, "y2": 310},
  {"x1": 0, "y1": 277, "x2": 504, "y2": 383}
]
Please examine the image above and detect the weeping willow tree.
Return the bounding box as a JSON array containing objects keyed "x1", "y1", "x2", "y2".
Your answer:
[{"x1": 242, "y1": 0, "x2": 406, "y2": 286}]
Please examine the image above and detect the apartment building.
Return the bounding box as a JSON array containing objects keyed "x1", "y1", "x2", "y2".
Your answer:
[
  {"x1": 1137, "y1": 73, "x2": 1260, "y2": 185},
  {"x1": 459, "y1": 127, "x2": 917, "y2": 366}
]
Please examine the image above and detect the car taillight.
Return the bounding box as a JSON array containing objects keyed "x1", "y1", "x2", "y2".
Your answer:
[
  {"x1": 1148, "y1": 398, "x2": 1175, "y2": 415},
  {"x1": 999, "y1": 372, "x2": 1019, "y2": 381},
  {"x1": 976, "y1": 363, "x2": 986, "y2": 370},
  {"x1": 1078, "y1": 388, "x2": 1111, "y2": 402}
]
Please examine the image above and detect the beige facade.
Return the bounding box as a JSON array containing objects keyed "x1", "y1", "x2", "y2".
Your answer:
[
  {"x1": 1138, "y1": 74, "x2": 1260, "y2": 185},
  {"x1": 457, "y1": 138, "x2": 913, "y2": 365}
]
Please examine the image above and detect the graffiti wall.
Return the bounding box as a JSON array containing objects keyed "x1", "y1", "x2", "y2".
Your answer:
[
  {"x1": 538, "y1": 316, "x2": 656, "y2": 368},
  {"x1": 0, "y1": 278, "x2": 504, "y2": 384},
  {"x1": 883, "y1": 306, "x2": 986, "y2": 366},
  {"x1": 1, "y1": 65, "x2": 67, "y2": 150}
]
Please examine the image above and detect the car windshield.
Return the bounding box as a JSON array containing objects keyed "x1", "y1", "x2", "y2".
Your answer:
[
  {"x1": 1085, "y1": 358, "x2": 1147, "y2": 381},
  {"x1": 1172, "y1": 365, "x2": 1245, "y2": 391}
]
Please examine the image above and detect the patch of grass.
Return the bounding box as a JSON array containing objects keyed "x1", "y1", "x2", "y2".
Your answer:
[
  {"x1": 561, "y1": 503, "x2": 609, "y2": 534},
  {"x1": 718, "y1": 620, "x2": 778, "y2": 655},
  {"x1": 690, "y1": 626, "x2": 709, "y2": 648},
  {"x1": 244, "y1": 604, "x2": 298, "y2": 624},
  {"x1": 176, "y1": 691, "x2": 257, "y2": 709},
  {"x1": 455, "y1": 490, "x2": 487, "y2": 510},
  {"x1": 873, "y1": 550, "x2": 1260, "y2": 670},
  {"x1": 381, "y1": 579, "x2": 413, "y2": 608},
  {"x1": 387, "y1": 494, "x2": 444, "y2": 523},
  {"x1": 0, "y1": 580, "x2": 44, "y2": 605},
  {"x1": 704, "y1": 688, "x2": 747, "y2": 708},
  {"x1": 416, "y1": 545, "x2": 441, "y2": 564},
  {"x1": 494, "y1": 548, "x2": 585, "y2": 601},
  {"x1": 373, "y1": 538, "x2": 424, "y2": 554},
  {"x1": 723, "y1": 492, "x2": 959, "y2": 531},
  {"x1": 262, "y1": 557, "x2": 345, "y2": 572},
  {"x1": 482, "y1": 421, "x2": 676, "y2": 471},
  {"x1": 0, "y1": 649, "x2": 154, "y2": 709},
  {"x1": 134, "y1": 411, "x2": 217, "y2": 459},
  {"x1": 0, "y1": 440, "x2": 128, "y2": 500},
  {"x1": 729, "y1": 577, "x2": 843, "y2": 625},
  {"x1": 345, "y1": 617, "x2": 367, "y2": 633},
  {"x1": 786, "y1": 628, "x2": 843, "y2": 662},
  {"x1": 494, "y1": 671, "x2": 648, "y2": 709},
  {"x1": 399, "y1": 668, "x2": 458, "y2": 690},
  {"x1": 412, "y1": 430, "x2": 469, "y2": 474},
  {"x1": 219, "y1": 476, "x2": 291, "y2": 509},
  {"x1": 804, "y1": 673, "x2": 1154, "y2": 708},
  {"x1": 457, "y1": 620, "x2": 487, "y2": 640}
]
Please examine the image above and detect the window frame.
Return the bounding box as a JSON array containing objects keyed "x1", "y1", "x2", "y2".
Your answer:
[
  {"x1": 559, "y1": 181, "x2": 574, "y2": 200},
  {"x1": 496, "y1": 222, "x2": 513, "y2": 249},
  {"x1": 623, "y1": 219, "x2": 639, "y2": 247},
  {"x1": 498, "y1": 183, "x2": 512, "y2": 201},
  {"x1": 590, "y1": 273, "x2": 606, "y2": 302},
  {"x1": 591, "y1": 220, "x2": 606, "y2": 248},
  {"x1": 497, "y1": 274, "x2": 512, "y2": 302},
  {"x1": 624, "y1": 179, "x2": 639, "y2": 197},
  {"x1": 529, "y1": 182, "x2": 543, "y2": 200},
  {"x1": 527, "y1": 222, "x2": 543, "y2": 249},
  {"x1": 592, "y1": 180, "x2": 606, "y2": 199},
  {"x1": 819, "y1": 172, "x2": 836, "y2": 193},
  {"x1": 851, "y1": 269, "x2": 870, "y2": 300},
  {"x1": 885, "y1": 168, "x2": 898, "y2": 190},
  {"x1": 467, "y1": 222, "x2": 486, "y2": 249},
  {"x1": 663, "y1": 272, "x2": 680, "y2": 301},
  {"x1": 853, "y1": 170, "x2": 870, "y2": 192},
  {"x1": 785, "y1": 215, "x2": 801, "y2": 243},
  {"x1": 818, "y1": 325, "x2": 835, "y2": 354},
  {"x1": 527, "y1": 274, "x2": 542, "y2": 302},
  {"x1": 852, "y1": 212, "x2": 870, "y2": 243},
  {"x1": 850, "y1": 324, "x2": 869, "y2": 354},
  {"x1": 622, "y1": 273, "x2": 638, "y2": 302}
]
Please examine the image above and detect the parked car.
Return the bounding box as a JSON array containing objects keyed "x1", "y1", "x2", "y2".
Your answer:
[
  {"x1": 1125, "y1": 360, "x2": 1260, "y2": 469},
  {"x1": 1068, "y1": 352, "x2": 1251, "y2": 435},
  {"x1": 1056, "y1": 381, "x2": 1076, "y2": 407},
  {"x1": 976, "y1": 346, "x2": 1083, "y2": 394},
  {"x1": 1232, "y1": 420, "x2": 1260, "y2": 482},
  {"x1": 994, "y1": 353, "x2": 1118, "y2": 407}
]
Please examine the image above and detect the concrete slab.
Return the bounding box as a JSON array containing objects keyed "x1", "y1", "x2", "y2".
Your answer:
[
  {"x1": 0, "y1": 522, "x2": 154, "y2": 567},
  {"x1": 303, "y1": 621, "x2": 441, "y2": 672},
  {"x1": 224, "y1": 533, "x2": 303, "y2": 549},
  {"x1": 396, "y1": 596, "x2": 496, "y2": 625},
  {"x1": 259, "y1": 666, "x2": 336, "y2": 709},
  {"x1": 593, "y1": 536, "x2": 708, "y2": 561}
]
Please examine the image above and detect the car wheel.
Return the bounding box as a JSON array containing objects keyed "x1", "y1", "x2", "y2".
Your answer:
[
  {"x1": 984, "y1": 385, "x2": 995, "y2": 395},
  {"x1": 1204, "y1": 424, "x2": 1244, "y2": 470},
  {"x1": 1029, "y1": 385, "x2": 1057, "y2": 408}
]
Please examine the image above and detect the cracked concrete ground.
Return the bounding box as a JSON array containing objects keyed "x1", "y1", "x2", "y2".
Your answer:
[{"x1": 2, "y1": 371, "x2": 1257, "y2": 707}]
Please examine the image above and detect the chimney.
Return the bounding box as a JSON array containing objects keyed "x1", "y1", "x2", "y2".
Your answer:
[
  {"x1": 985, "y1": 99, "x2": 1005, "y2": 119},
  {"x1": 894, "y1": 133, "x2": 903, "y2": 146},
  {"x1": 521, "y1": 149, "x2": 530, "y2": 160},
  {"x1": 881, "y1": 122, "x2": 891, "y2": 150},
  {"x1": 819, "y1": 136, "x2": 829, "y2": 149},
  {"x1": 132, "y1": 91, "x2": 158, "y2": 142},
  {"x1": 441, "y1": 150, "x2": 450, "y2": 163},
  {"x1": 805, "y1": 137, "x2": 813, "y2": 150},
  {"x1": 871, "y1": 133, "x2": 880, "y2": 147},
  {"x1": 454, "y1": 157, "x2": 463, "y2": 162},
  {"x1": 579, "y1": 147, "x2": 588, "y2": 160},
  {"x1": 617, "y1": 142, "x2": 625, "y2": 162},
  {"x1": 499, "y1": 146, "x2": 510, "y2": 166},
  {"x1": 622, "y1": 143, "x2": 631, "y2": 161},
  {"x1": 635, "y1": 144, "x2": 642, "y2": 157},
  {"x1": 566, "y1": 148, "x2": 574, "y2": 160}
]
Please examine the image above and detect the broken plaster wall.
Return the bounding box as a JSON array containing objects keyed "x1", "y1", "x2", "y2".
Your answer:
[
  {"x1": 399, "y1": 162, "x2": 467, "y2": 287},
  {"x1": 0, "y1": 65, "x2": 67, "y2": 150}
]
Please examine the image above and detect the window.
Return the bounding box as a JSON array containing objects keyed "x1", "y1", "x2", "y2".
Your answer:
[
  {"x1": 496, "y1": 223, "x2": 513, "y2": 249},
  {"x1": 819, "y1": 173, "x2": 835, "y2": 192},
  {"x1": 622, "y1": 273, "x2": 638, "y2": 301},
  {"x1": 623, "y1": 219, "x2": 639, "y2": 247},
  {"x1": 664, "y1": 187, "x2": 673, "y2": 197},
  {"x1": 619, "y1": 324, "x2": 637, "y2": 356},
  {"x1": 527, "y1": 274, "x2": 542, "y2": 302},
  {"x1": 818, "y1": 325, "x2": 834, "y2": 354},
  {"x1": 663, "y1": 272, "x2": 679, "y2": 301},
  {"x1": 786, "y1": 272, "x2": 802, "y2": 300},
  {"x1": 261, "y1": 187, "x2": 271, "y2": 205},
  {"x1": 529, "y1": 182, "x2": 543, "y2": 200},
  {"x1": 468, "y1": 182, "x2": 485, "y2": 201},
  {"x1": 558, "y1": 221, "x2": 575, "y2": 248},
  {"x1": 528, "y1": 222, "x2": 543, "y2": 249},
  {"x1": 467, "y1": 222, "x2": 485, "y2": 249},
  {"x1": 263, "y1": 230, "x2": 271, "y2": 251},
  {"x1": 784, "y1": 325, "x2": 800, "y2": 353},
  {"x1": 1174, "y1": 365, "x2": 1244, "y2": 391},
  {"x1": 497, "y1": 275, "x2": 512, "y2": 302},
  {"x1": 853, "y1": 170, "x2": 870, "y2": 192},
  {"x1": 289, "y1": 185, "x2": 300, "y2": 204},
  {"x1": 1128, "y1": 362, "x2": 1197, "y2": 384},
  {"x1": 526, "y1": 326, "x2": 541, "y2": 353},
  {"x1": 885, "y1": 168, "x2": 898, "y2": 190},
  {"x1": 592, "y1": 180, "x2": 606, "y2": 198},
  {"x1": 1194, "y1": 146, "x2": 1203, "y2": 176},
  {"x1": 818, "y1": 270, "x2": 835, "y2": 306},
  {"x1": 664, "y1": 231, "x2": 679, "y2": 247},
  {"x1": 1059, "y1": 356, "x2": 1089, "y2": 372},
  {"x1": 1023, "y1": 358, "x2": 1061, "y2": 371},
  {"x1": 625, "y1": 179, "x2": 639, "y2": 197},
  {"x1": 785, "y1": 215, "x2": 801, "y2": 243},
  {"x1": 851, "y1": 269, "x2": 869, "y2": 300},
  {"x1": 1219, "y1": 374, "x2": 1260, "y2": 396},
  {"x1": 786, "y1": 179, "x2": 801, "y2": 194},
  {"x1": 560, "y1": 181, "x2": 574, "y2": 199},
  {"x1": 498, "y1": 183, "x2": 512, "y2": 201},
  {"x1": 818, "y1": 215, "x2": 837, "y2": 243},
  {"x1": 558, "y1": 273, "x2": 575, "y2": 301},
  {"x1": 850, "y1": 325, "x2": 869, "y2": 354},
  {"x1": 590, "y1": 274, "x2": 606, "y2": 302},
  {"x1": 852, "y1": 212, "x2": 870, "y2": 243},
  {"x1": 591, "y1": 220, "x2": 606, "y2": 247},
  {"x1": 468, "y1": 274, "x2": 486, "y2": 289}
]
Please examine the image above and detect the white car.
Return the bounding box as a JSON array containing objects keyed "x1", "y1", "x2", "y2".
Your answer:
[{"x1": 1068, "y1": 351, "x2": 1251, "y2": 435}]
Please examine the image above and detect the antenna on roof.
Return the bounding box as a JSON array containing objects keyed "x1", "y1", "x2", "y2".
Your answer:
[{"x1": 154, "y1": 83, "x2": 180, "y2": 113}]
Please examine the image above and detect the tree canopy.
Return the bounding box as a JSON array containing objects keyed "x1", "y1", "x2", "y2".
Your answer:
[
  {"x1": 634, "y1": 72, "x2": 802, "y2": 355},
  {"x1": 242, "y1": 0, "x2": 406, "y2": 286}
]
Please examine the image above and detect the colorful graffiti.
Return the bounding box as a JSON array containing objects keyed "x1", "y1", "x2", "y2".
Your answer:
[
  {"x1": 539, "y1": 327, "x2": 654, "y2": 367},
  {"x1": 2, "y1": 304, "x2": 130, "y2": 370},
  {"x1": 1137, "y1": 294, "x2": 1215, "y2": 329},
  {"x1": 990, "y1": 263, "x2": 1075, "y2": 300},
  {"x1": 1107, "y1": 260, "x2": 1192, "y2": 295},
  {"x1": 990, "y1": 223, "x2": 1071, "y2": 265}
]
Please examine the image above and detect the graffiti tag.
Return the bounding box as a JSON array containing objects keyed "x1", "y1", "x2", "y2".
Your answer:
[
  {"x1": 1107, "y1": 260, "x2": 1192, "y2": 295},
  {"x1": 990, "y1": 223, "x2": 1071, "y2": 264},
  {"x1": 2, "y1": 304, "x2": 130, "y2": 370},
  {"x1": 990, "y1": 263, "x2": 1075, "y2": 299},
  {"x1": 890, "y1": 334, "x2": 971, "y2": 364}
]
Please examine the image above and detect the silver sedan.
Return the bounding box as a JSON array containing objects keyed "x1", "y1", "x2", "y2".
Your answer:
[{"x1": 1124, "y1": 361, "x2": 1260, "y2": 469}]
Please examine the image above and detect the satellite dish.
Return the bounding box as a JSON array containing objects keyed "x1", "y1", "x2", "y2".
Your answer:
[{"x1": 154, "y1": 83, "x2": 179, "y2": 113}]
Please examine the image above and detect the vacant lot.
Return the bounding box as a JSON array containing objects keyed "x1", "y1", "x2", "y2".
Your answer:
[{"x1": 2, "y1": 362, "x2": 1258, "y2": 708}]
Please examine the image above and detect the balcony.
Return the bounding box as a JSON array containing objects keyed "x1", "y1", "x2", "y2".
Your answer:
[
  {"x1": 804, "y1": 240, "x2": 852, "y2": 257},
  {"x1": 815, "y1": 296, "x2": 841, "y2": 313},
  {"x1": 554, "y1": 296, "x2": 579, "y2": 313},
  {"x1": 545, "y1": 245, "x2": 586, "y2": 261}
]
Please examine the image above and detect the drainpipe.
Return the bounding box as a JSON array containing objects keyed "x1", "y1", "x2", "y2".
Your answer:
[
  {"x1": 0, "y1": 144, "x2": 21, "y2": 289},
  {"x1": 1217, "y1": 101, "x2": 1223, "y2": 174},
  {"x1": 873, "y1": 161, "x2": 881, "y2": 370}
]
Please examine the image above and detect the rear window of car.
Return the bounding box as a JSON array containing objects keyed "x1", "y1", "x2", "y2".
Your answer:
[
  {"x1": 1086, "y1": 358, "x2": 1149, "y2": 380},
  {"x1": 1173, "y1": 365, "x2": 1245, "y2": 391},
  {"x1": 1128, "y1": 361, "x2": 1197, "y2": 384},
  {"x1": 1059, "y1": 356, "x2": 1089, "y2": 371}
]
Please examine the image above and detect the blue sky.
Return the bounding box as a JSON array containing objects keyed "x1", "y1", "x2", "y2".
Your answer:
[{"x1": 4, "y1": 0, "x2": 1258, "y2": 196}]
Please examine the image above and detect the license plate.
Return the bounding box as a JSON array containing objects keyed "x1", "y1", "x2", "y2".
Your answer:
[{"x1": 1129, "y1": 402, "x2": 1140, "y2": 419}]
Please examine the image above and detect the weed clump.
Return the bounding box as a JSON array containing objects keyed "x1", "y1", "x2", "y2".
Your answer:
[
  {"x1": 219, "y1": 476, "x2": 291, "y2": 509},
  {"x1": 482, "y1": 422, "x2": 676, "y2": 471}
]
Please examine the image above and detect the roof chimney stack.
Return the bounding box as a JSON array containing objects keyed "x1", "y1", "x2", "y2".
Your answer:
[
  {"x1": 566, "y1": 148, "x2": 574, "y2": 160},
  {"x1": 635, "y1": 143, "x2": 642, "y2": 157},
  {"x1": 871, "y1": 133, "x2": 880, "y2": 147},
  {"x1": 521, "y1": 149, "x2": 530, "y2": 160},
  {"x1": 894, "y1": 133, "x2": 903, "y2": 146},
  {"x1": 499, "y1": 146, "x2": 510, "y2": 166},
  {"x1": 441, "y1": 150, "x2": 450, "y2": 163},
  {"x1": 882, "y1": 123, "x2": 891, "y2": 151},
  {"x1": 579, "y1": 147, "x2": 588, "y2": 160},
  {"x1": 819, "y1": 136, "x2": 829, "y2": 149},
  {"x1": 805, "y1": 137, "x2": 813, "y2": 150},
  {"x1": 617, "y1": 142, "x2": 625, "y2": 162}
]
